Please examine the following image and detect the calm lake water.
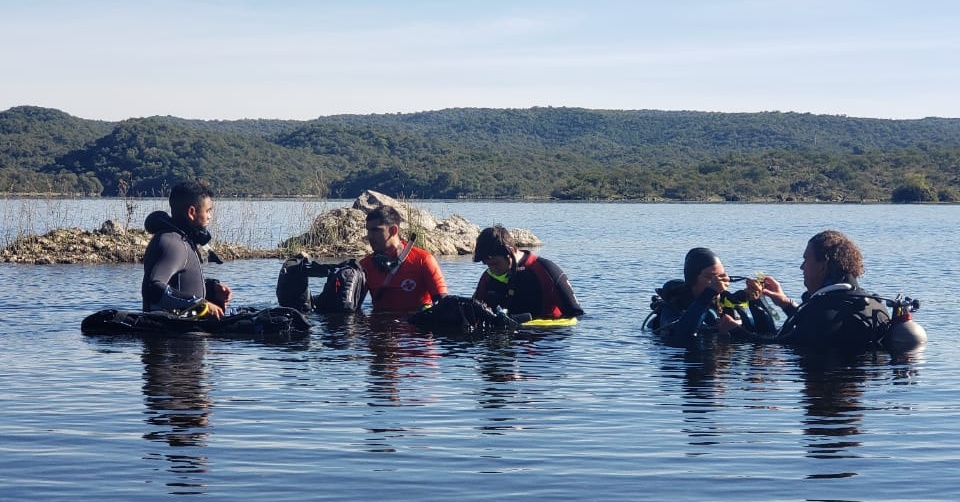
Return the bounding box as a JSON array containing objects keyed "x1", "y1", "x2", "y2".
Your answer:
[{"x1": 1, "y1": 199, "x2": 959, "y2": 501}]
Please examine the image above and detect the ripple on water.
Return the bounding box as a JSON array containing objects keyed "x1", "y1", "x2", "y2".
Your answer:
[{"x1": 2, "y1": 202, "x2": 960, "y2": 500}]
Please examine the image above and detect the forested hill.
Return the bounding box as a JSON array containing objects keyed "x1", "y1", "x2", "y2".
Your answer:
[{"x1": 2, "y1": 105, "x2": 958, "y2": 202}]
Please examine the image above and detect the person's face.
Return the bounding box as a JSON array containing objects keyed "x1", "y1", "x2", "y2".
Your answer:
[
  {"x1": 801, "y1": 243, "x2": 828, "y2": 293},
  {"x1": 692, "y1": 262, "x2": 726, "y2": 297},
  {"x1": 482, "y1": 255, "x2": 512, "y2": 276},
  {"x1": 366, "y1": 221, "x2": 396, "y2": 253},
  {"x1": 187, "y1": 196, "x2": 213, "y2": 229}
]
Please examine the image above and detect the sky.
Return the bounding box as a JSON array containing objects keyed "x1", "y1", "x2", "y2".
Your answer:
[{"x1": 2, "y1": 0, "x2": 959, "y2": 121}]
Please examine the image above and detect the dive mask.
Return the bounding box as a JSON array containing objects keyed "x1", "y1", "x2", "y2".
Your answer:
[{"x1": 373, "y1": 253, "x2": 398, "y2": 272}]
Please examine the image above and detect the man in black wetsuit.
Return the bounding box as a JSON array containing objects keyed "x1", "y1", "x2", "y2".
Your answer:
[
  {"x1": 141, "y1": 180, "x2": 233, "y2": 318},
  {"x1": 760, "y1": 230, "x2": 889, "y2": 349}
]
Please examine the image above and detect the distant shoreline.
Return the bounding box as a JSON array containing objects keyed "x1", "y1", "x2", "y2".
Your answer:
[{"x1": 0, "y1": 194, "x2": 951, "y2": 204}]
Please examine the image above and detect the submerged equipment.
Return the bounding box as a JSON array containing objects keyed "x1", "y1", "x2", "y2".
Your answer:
[
  {"x1": 81, "y1": 306, "x2": 311, "y2": 339},
  {"x1": 408, "y1": 296, "x2": 577, "y2": 333},
  {"x1": 408, "y1": 295, "x2": 524, "y2": 333}
]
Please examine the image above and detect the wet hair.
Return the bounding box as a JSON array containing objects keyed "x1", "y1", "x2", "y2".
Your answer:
[
  {"x1": 366, "y1": 205, "x2": 403, "y2": 227},
  {"x1": 807, "y1": 230, "x2": 864, "y2": 278},
  {"x1": 683, "y1": 247, "x2": 720, "y2": 286},
  {"x1": 473, "y1": 225, "x2": 514, "y2": 262},
  {"x1": 169, "y1": 180, "x2": 214, "y2": 217}
]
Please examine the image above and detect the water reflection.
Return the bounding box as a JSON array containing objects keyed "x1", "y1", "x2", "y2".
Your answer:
[
  {"x1": 475, "y1": 340, "x2": 525, "y2": 415},
  {"x1": 140, "y1": 336, "x2": 211, "y2": 494},
  {"x1": 313, "y1": 312, "x2": 368, "y2": 352},
  {"x1": 349, "y1": 314, "x2": 441, "y2": 453},
  {"x1": 795, "y1": 350, "x2": 869, "y2": 470},
  {"x1": 364, "y1": 314, "x2": 441, "y2": 406},
  {"x1": 888, "y1": 345, "x2": 926, "y2": 383},
  {"x1": 652, "y1": 332, "x2": 929, "y2": 479},
  {"x1": 473, "y1": 330, "x2": 567, "y2": 439},
  {"x1": 349, "y1": 313, "x2": 570, "y2": 450},
  {"x1": 475, "y1": 331, "x2": 535, "y2": 385},
  {"x1": 795, "y1": 346, "x2": 924, "y2": 479},
  {"x1": 655, "y1": 338, "x2": 737, "y2": 451}
]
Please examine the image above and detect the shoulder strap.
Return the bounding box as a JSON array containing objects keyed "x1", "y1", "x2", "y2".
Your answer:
[{"x1": 375, "y1": 233, "x2": 418, "y2": 300}]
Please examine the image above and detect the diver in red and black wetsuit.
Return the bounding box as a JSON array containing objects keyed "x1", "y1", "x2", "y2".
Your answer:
[{"x1": 471, "y1": 225, "x2": 584, "y2": 320}]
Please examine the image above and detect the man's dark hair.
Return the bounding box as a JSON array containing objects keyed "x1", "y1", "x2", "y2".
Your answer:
[
  {"x1": 169, "y1": 180, "x2": 215, "y2": 217},
  {"x1": 808, "y1": 229, "x2": 864, "y2": 278},
  {"x1": 366, "y1": 205, "x2": 403, "y2": 227},
  {"x1": 473, "y1": 225, "x2": 514, "y2": 262}
]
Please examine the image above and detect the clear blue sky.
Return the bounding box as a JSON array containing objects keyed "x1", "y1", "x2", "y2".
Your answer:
[{"x1": 2, "y1": 0, "x2": 958, "y2": 121}]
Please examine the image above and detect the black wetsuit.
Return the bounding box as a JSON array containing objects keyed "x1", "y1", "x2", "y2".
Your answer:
[
  {"x1": 772, "y1": 275, "x2": 890, "y2": 349},
  {"x1": 141, "y1": 211, "x2": 215, "y2": 312},
  {"x1": 655, "y1": 283, "x2": 776, "y2": 340},
  {"x1": 473, "y1": 250, "x2": 584, "y2": 319}
]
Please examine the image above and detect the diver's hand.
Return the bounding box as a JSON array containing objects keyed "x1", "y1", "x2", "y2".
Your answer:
[
  {"x1": 716, "y1": 312, "x2": 742, "y2": 334},
  {"x1": 761, "y1": 276, "x2": 791, "y2": 308},
  {"x1": 205, "y1": 300, "x2": 226, "y2": 319},
  {"x1": 209, "y1": 282, "x2": 233, "y2": 307}
]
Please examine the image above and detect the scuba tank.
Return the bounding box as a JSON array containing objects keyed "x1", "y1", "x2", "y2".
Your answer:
[{"x1": 884, "y1": 295, "x2": 927, "y2": 350}]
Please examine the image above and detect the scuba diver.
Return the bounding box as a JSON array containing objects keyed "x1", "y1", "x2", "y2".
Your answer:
[
  {"x1": 757, "y1": 230, "x2": 892, "y2": 349},
  {"x1": 471, "y1": 225, "x2": 584, "y2": 320},
  {"x1": 359, "y1": 205, "x2": 447, "y2": 313},
  {"x1": 141, "y1": 180, "x2": 232, "y2": 319},
  {"x1": 647, "y1": 247, "x2": 776, "y2": 340}
]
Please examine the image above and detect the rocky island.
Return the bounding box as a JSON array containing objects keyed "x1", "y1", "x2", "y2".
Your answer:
[{"x1": 1, "y1": 190, "x2": 541, "y2": 265}]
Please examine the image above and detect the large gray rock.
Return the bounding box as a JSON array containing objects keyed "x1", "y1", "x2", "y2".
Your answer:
[
  {"x1": 352, "y1": 191, "x2": 441, "y2": 234},
  {"x1": 280, "y1": 190, "x2": 541, "y2": 257}
]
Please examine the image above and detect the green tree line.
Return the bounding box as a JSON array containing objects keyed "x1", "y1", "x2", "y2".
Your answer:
[{"x1": 1, "y1": 105, "x2": 958, "y2": 202}]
